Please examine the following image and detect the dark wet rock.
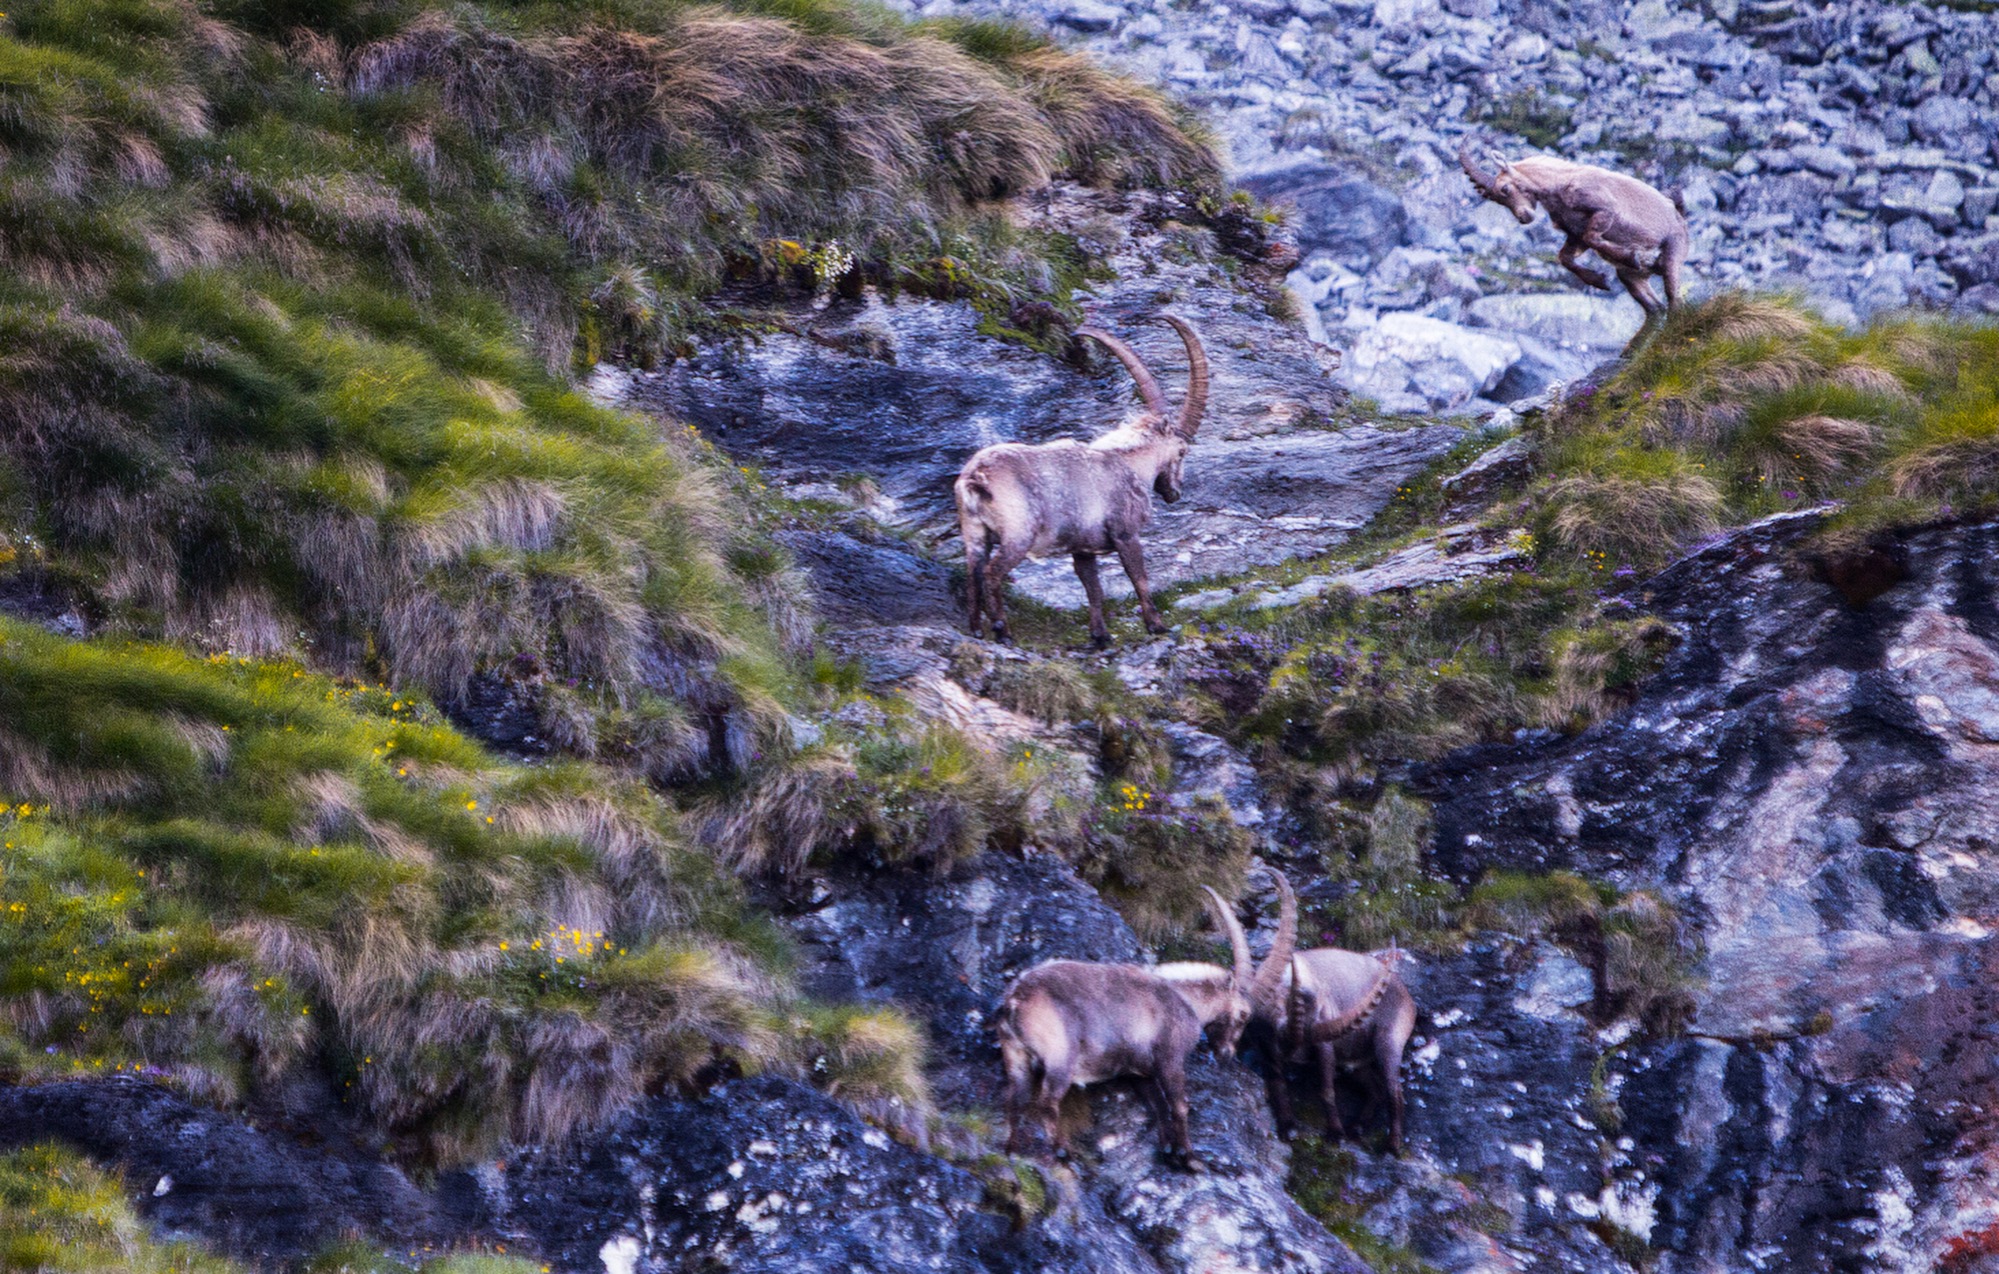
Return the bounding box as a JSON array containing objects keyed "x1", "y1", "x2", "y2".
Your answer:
[
  {"x1": 1242, "y1": 168, "x2": 1410, "y2": 265},
  {"x1": 778, "y1": 529, "x2": 960, "y2": 627},
  {"x1": 0, "y1": 1078, "x2": 487, "y2": 1264},
  {"x1": 1342, "y1": 942, "x2": 1644, "y2": 1273},
  {"x1": 500, "y1": 1075, "x2": 1048, "y2": 1274},
  {"x1": 448, "y1": 669, "x2": 555, "y2": 758}
]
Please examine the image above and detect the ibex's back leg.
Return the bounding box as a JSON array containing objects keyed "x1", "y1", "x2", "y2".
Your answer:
[
  {"x1": 1154, "y1": 1050, "x2": 1195, "y2": 1164},
  {"x1": 1264, "y1": 1050, "x2": 1298, "y2": 1140},
  {"x1": 1072, "y1": 552, "x2": 1110, "y2": 650},
  {"x1": 1316, "y1": 1039, "x2": 1346, "y2": 1142},
  {"x1": 1038, "y1": 1057, "x2": 1075, "y2": 1157},
  {"x1": 1111, "y1": 532, "x2": 1168, "y2": 635},
  {"x1": 983, "y1": 541, "x2": 1031, "y2": 645},
  {"x1": 1558, "y1": 236, "x2": 1610, "y2": 291},
  {"x1": 1661, "y1": 235, "x2": 1686, "y2": 310},
  {"x1": 1375, "y1": 1030, "x2": 1407, "y2": 1154},
  {"x1": 965, "y1": 536, "x2": 990, "y2": 638},
  {"x1": 1000, "y1": 1036, "x2": 1036, "y2": 1153},
  {"x1": 1616, "y1": 267, "x2": 1665, "y2": 317},
  {"x1": 1616, "y1": 269, "x2": 1669, "y2": 359}
]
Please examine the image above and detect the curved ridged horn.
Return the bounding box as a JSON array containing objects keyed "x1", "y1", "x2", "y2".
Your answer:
[
  {"x1": 1458, "y1": 143, "x2": 1498, "y2": 195},
  {"x1": 1251, "y1": 868, "x2": 1298, "y2": 1014},
  {"x1": 1286, "y1": 956, "x2": 1306, "y2": 1054},
  {"x1": 1202, "y1": 885, "x2": 1253, "y2": 987},
  {"x1": 1161, "y1": 314, "x2": 1209, "y2": 439},
  {"x1": 1077, "y1": 326, "x2": 1169, "y2": 423}
]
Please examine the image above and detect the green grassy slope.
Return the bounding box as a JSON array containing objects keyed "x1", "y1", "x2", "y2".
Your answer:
[
  {"x1": 0, "y1": 0, "x2": 1208, "y2": 1164},
  {"x1": 0, "y1": 617, "x2": 784, "y2": 1162},
  {"x1": 0, "y1": 0, "x2": 1212, "y2": 745},
  {"x1": 1533, "y1": 294, "x2": 1999, "y2": 566}
]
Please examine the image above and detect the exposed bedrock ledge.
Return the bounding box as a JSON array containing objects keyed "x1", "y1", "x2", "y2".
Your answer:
[{"x1": 608, "y1": 185, "x2": 1461, "y2": 611}]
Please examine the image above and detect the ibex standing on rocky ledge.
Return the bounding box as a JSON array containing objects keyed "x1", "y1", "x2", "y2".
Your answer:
[
  {"x1": 1459, "y1": 146, "x2": 1690, "y2": 320},
  {"x1": 994, "y1": 886, "x2": 1250, "y2": 1169},
  {"x1": 955, "y1": 315, "x2": 1208, "y2": 649},
  {"x1": 1252, "y1": 871, "x2": 1417, "y2": 1153}
]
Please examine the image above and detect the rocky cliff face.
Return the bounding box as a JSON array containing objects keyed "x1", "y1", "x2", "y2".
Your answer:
[
  {"x1": 1419, "y1": 512, "x2": 1999, "y2": 1273},
  {"x1": 889, "y1": 0, "x2": 1999, "y2": 413},
  {"x1": 14, "y1": 22, "x2": 1999, "y2": 1269}
]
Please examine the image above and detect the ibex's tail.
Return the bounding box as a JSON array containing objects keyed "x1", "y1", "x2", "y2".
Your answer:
[
  {"x1": 1669, "y1": 186, "x2": 1687, "y2": 217},
  {"x1": 956, "y1": 466, "x2": 993, "y2": 518}
]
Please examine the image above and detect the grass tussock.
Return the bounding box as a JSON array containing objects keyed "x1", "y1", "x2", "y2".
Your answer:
[
  {"x1": 1533, "y1": 292, "x2": 1999, "y2": 568},
  {"x1": 0, "y1": 618, "x2": 793, "y2": 1164},
  {"x1": 697, "y1": 699, "x2": 1065, "y2": 880},
  {"x1": 1074, "y1": 790, "x2": 1251, "y2": 943},
  {"x1": 795, "y1": 1004, "x2": 934, "y2": 1147}
]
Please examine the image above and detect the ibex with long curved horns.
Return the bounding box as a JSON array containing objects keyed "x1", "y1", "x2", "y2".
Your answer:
[
  {"x1": 955, "y1": 315, "x2": 1208, "y2": 648},
  {"x1": 993, "y1": 885, "x2": 1251, "y2": 1169},
  {"x1": 1459, "y1": 146, "x2": 1689, "y2": 319},
  {"x1": 1249, "y1": 871, "x2": 1416, "y2": 1153}
]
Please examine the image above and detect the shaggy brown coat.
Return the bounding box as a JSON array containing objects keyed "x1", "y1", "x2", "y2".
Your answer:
[{"x1": 993, "y1": 886, "x2": 1249, "y2": 1167}]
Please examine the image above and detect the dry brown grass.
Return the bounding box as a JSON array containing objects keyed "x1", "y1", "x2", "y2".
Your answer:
[
  {"x1": 1543, "y1": 470, "x2": 1723, "y2": 560},
  {"x1": 1892, "y1": 433, "x2": 1999, "y2": 497},
  {"x1": 345, "y1": 7, "x2": 1181, "y2": 254}
]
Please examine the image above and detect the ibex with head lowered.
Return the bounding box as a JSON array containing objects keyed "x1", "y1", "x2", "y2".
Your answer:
[
  {"x1": 1459, "y1": 146, "x2": 1689, "y2": 319},
  {"x1": 956, "y1": 316, "x2": 1208, "y2": 649},
  {"x1": 1249, "y1": 871, "x2": 1416, "y2": 1153},
  {"x1": 994, "y1": 885, "x2": 1250, "y2": 1168}
]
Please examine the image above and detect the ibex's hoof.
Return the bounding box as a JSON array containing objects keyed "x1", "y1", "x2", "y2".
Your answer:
[
  {"x1": 1143, "y1": 622, "x2": 1169, "y2": 635},
  {"x1": 1089, "y1": 635, "x2": 1111, "y2": 651}
]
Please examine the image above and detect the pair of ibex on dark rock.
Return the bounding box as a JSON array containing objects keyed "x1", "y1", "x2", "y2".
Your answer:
[{"x1": 995, "y1": 871, "x2": 1415, "y2": 1169}]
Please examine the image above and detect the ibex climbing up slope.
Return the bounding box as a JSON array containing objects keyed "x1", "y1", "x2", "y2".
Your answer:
[
  {"x1": 1459, "y1": 146, "x2": 1690, "y2": 319},
  {"x1": 994, "y1": 885, "x2": 1250, "y2": 1169},
  {"x1": 1251, "y1": 871, "x2": 1417, "y2": 1153},
  {"x1": 955, "y1": 315, "x2": 1208, "y2": 649}
]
